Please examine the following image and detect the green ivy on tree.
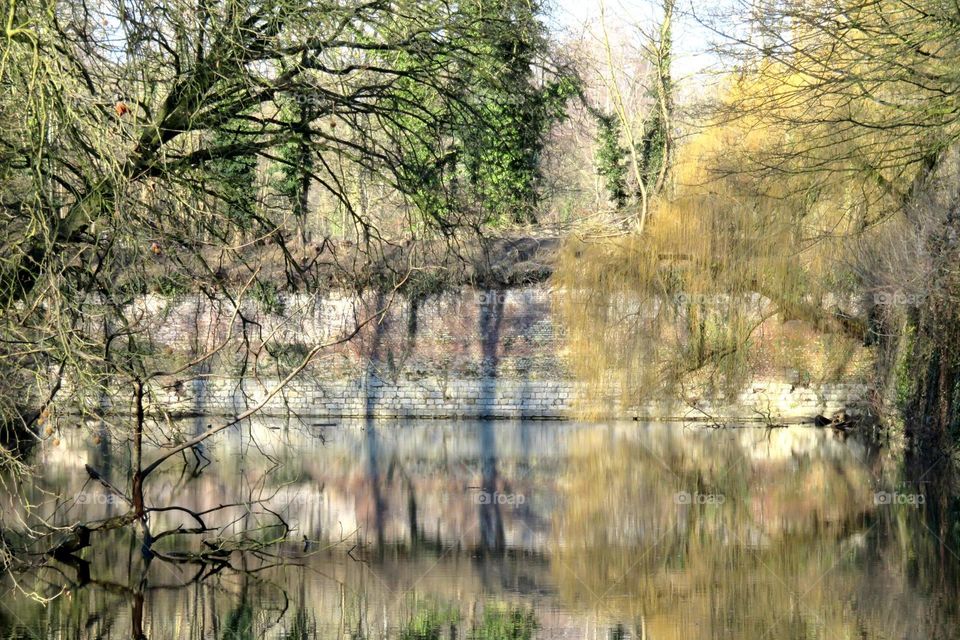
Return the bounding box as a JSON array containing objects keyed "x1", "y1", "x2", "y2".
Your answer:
[
  {"x1": 274, "y1": 92, "x2": 315, "y2": 245},
  {"x1": 208, "y1": 117, "x2": 258, "y2": 233},
  {"x1": 457, "y1": 0, "x2": 577, "y2": 225},
  {"x1": 594, "y1": 111, "x2": 629, "y2": 208}
]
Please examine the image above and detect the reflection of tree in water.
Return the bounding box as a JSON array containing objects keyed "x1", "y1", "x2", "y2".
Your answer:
[
  {"x1": 478, "y1": 290, "x2": 506, "y2": 553},
  {"x1": 364, "y1": 292, "x2": 388, "y2": 551},
  {"x1": 2, "y1": 515, "x2": 547, "y2": 639},
  {"x1": 548, "y1": 426, "x2": 960, "y2": 639},
  {"x1": 6, "y1": 426, "x2": 960, "y2": 638}
]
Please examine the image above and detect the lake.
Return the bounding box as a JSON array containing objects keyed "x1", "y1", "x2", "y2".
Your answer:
[{"x1": 1, "y1": 419, "x2": 958, "y2": 639}]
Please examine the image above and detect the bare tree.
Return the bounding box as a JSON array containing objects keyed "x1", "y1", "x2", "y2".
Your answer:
[{"x1": 0, "y1": 0, "x2": 569, "y2": 569}]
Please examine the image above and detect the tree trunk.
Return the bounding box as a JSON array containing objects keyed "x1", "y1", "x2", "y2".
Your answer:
[{"x1": 132, "y1": 380, "x2": 153, "y2": 555}]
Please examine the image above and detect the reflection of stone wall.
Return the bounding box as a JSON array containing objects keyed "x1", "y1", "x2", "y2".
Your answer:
[
  {"x1": 136, "y1": 286, "x2": 869, "y2": 420},
  {"x1": 8, "y1": 420, "x2": 946, "y2": 640},
  {"x1": 29, "y1": 420, "x2": 873, "y2": 551}
]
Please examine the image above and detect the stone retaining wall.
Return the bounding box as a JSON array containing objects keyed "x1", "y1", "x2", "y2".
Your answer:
[
  {"x1": 124, "y1": 285, "x2": 871, "y2": 422},
  {"x1": 153, "y1": 373, "x2": 869, "y2": 423}
]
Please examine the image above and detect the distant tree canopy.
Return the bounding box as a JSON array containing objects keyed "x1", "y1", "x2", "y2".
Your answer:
[{"x1": 0, "y1": 0, "x2": 573, "y2": 439}]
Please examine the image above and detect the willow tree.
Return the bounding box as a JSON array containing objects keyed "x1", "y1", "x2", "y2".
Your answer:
[
  {"x1": 698, "y1": 0, "x2": 960, "y2": 445},
  {"x1": 558, "y1": 0, "x2": 960, "y2": 434},
  {"x1": 0, "y1": 0, "x2": 568, "y2": 565},
  {"x1": 554, "y1": 102, "x2": 873, "y2": 416}
]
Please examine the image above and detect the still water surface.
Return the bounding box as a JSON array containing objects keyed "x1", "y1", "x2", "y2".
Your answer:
[{"x1": 2, "y1": 419, "x2": 959, "y2": 639}]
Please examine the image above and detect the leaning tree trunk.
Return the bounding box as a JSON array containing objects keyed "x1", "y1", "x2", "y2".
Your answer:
[
  {"x1": 904, "y1": 300, "x2": 960, "y2": 450},
  {"x1": 902, "y1": 211, "x2": 960, "y2": 451}
]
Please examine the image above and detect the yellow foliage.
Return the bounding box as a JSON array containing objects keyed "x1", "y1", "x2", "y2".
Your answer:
[{"x1": 553, "y1": 61, "x2": 887, "y2": 416}]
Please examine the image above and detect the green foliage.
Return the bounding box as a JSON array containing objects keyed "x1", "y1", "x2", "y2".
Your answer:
[
  {"x1": 150, "y1": 273, "x2": 192, "y2": 297},
  {"x1": 399, "y1": 602, "x2": 460, "y2": 640},
  {"x1": 470, "y1": 604, "x2": 538, "y2": 640},
  {"x1": 378, "y1": 0, "x2": 578, "y2": 227},
  {"x1": 640, "y1": 0, "x2": 673, "y2": 193},
  {"x1": 639, "y1": 103, "x2": 668, "y2": 190},
  {"x1": 457, "y1": 0, "x2": 578, "y2": 225},
  {"x1": 274, "y1": 96, "x2": 314, "y2": 237},
  {"x1": 208, "y1": 118, "x2": 259, "y2": 231},
  {"x1": 221, "y1": 600, "x2": 255, "y2": 639},
  {"x1": 251, "y1": 280, "x2": 284, "y2": 315},
  {"x1": 894, "y1": 323, "x2": 916, "y2": 411},
  {"x1": 594, "y1": 111, "x2": 629, "y2": 208}
]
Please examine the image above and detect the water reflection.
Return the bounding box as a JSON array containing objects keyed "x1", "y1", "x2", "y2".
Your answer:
[{"x1": 2, "y1": 420, "x2": 960, "y2": 638}]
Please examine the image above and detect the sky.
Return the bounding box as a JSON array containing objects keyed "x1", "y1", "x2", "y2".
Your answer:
[{"x1": 545, "y1": 0, "x2": 737, "y2": 83}]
